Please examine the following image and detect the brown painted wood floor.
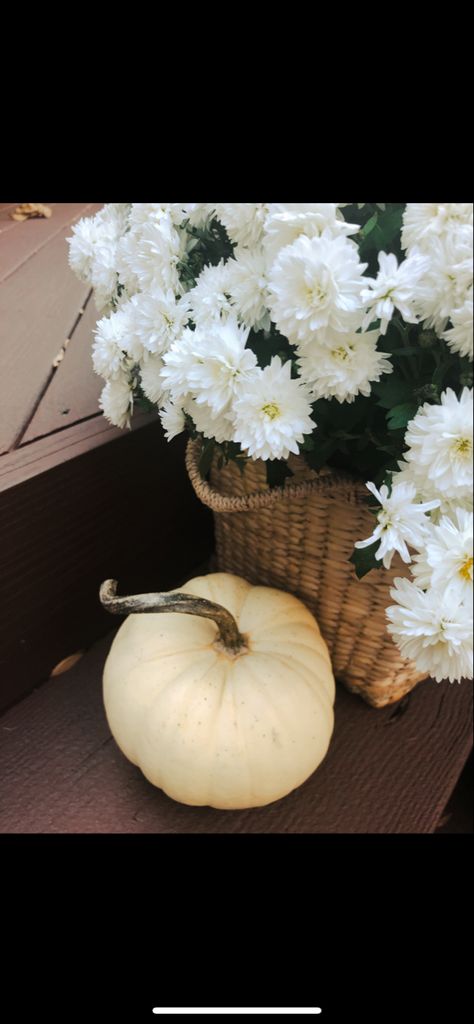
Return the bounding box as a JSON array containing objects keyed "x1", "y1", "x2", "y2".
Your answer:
[{"x1": 1, "y1": 628, "x2": 472, "y2": 833}]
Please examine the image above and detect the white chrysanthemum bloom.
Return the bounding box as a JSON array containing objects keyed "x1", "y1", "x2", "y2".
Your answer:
[
  {"x1": 214, "y1": 204, "x2": 270, "y2": 248},
  {"x1": 267, "y1": 231, "x2": 368, "y2": 346},
  {"x1": 158, "y1": 328, "x2": 196, "y2": 403},
  {"x1": 99, "y1": 372, "x2": 133, "y2": 429},
  {"x1": 89, "y1": 246, "x2": 121, "y2": 313},
  {"x1": 92, "y1": 309, "x2": 132, "y2": 379},
  {"x1": 139, "y1": 354, "x2": 166, "y2": 405},
  {"x1": 114, "y1": 233, "x2": 141, "y2": 296},
  {"x1": 411, "y1": 508, "x2": 473, "y2": 605},
  {"x1": 263, "y1": 203, "x2": 359, "y2": 262},
  {"x1": 297, "y1": 328, "x2": 393, "y2": 403},
  {"x1": 386, "y1": 578, "x2": 473, "y2": 683},
  {"x1": 442, "y1": 289, "x2": 473, "y2": 361},
  {"x1": 95, "y1": 203, "x2": 130, "y2": 235},
  {"x1": 159, "y1": 400, "x2": 186, "y2": 441},
  {"x1": 181, "y1": 203, "x2": 215, "y2": 229},
  {"x1": 402, "y1": 388, "x2": 473, "y2": 502},
  {"x1": 401, "y1": 203, "x2": 473, "y2": 251},
  {"x1": 184, "y1": 397, "x2": 235, "y2": 443},
  {"x1": 226, "y1": 248, "x2": 271, "y2": 331},
  {"x1": 187, "y1": 319, "x2": 257, "y2": 415},
  {"x1": 68, "y1": 205, "x2": 130, "y2": 311},
  {"x1": 187, "y1": 261, "x2": 235, "y2": 325},
  {"x1": 390, "y1": 461, "x2": 473, "y2": 522},
  {"x1": 232, "y1": 356, "x2": 314, "y2": 461},
  {"x1": 118, "y1": 218, "x2": 186, "y2": 295},
  {"x1": 409, "y1": 227, "x2": 473, "y2": 335},
  {"x1": 354, "y1": 481, "x2": 440, "y2": 570},
  {"x1": 68, "y1": 215, "x2": 103, "y2": 282},
  {"x1": 125, "y1": 289, "x2": 190, "y2": 356},
  {"x1": 361, "y1": 251, "x2": 429, "y2": 334},
  {"x1": 128, "y1": 203, "x2": 185, "y2": 230}
]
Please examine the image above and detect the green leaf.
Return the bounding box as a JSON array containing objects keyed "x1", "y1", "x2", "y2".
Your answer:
[
  {"x1": 360, "y1": 211, "x2": 378, "y2": 238},
  {"x1": 304, "y1": 437, "x2": 338, "y2": 471},
  {"x1": 389, "y1": 346, "x2": 421, "y2": 356},
  {"x1": 266, "y1": 459, "x2": 293, "y2": 488},
  {"x1": 349, "y1": 541, "x2": 380, "y2": 579},
  {"x1": 198, "y1": 437, "x2": 216, "y2": 478},
  {"x1": 372, "y1": 376, "x2": 413, "y2": 409},
  {"x1": 386, "y1": 402, "x2": 418, "y2": 430}
]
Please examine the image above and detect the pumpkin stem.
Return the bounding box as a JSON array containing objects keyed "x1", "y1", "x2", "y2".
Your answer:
[{"x1": 100, "y1": 580, "x2": 247, "y2": 654}]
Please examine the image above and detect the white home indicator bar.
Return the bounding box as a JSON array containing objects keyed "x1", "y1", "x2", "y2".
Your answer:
[{"x1": 152, "y1": 1011, "x2": 322, "y2": 1016}]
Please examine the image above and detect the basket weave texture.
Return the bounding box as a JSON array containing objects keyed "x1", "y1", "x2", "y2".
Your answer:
[{"x1": 186, "y1": 439, "x2": 427, "y2": 708}]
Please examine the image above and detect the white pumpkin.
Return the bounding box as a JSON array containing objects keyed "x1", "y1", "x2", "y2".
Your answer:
[{"x1": 101, "y1": 572, "x2": 335, "y2": 810}]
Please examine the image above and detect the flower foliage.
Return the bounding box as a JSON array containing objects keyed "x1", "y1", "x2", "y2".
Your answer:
[{"x1": 68, "y1": 202, "x2": 473, "y2": 683}]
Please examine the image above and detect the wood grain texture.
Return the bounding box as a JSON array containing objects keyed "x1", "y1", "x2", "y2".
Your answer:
[
  {"x1": 0, "y1": 202, "x2": 100, "y2": 282},
  {"x1": 21, "y1": 290, "x2": 102, "y2": 443},
  {"x1": 0, "y1": 422, "x2": 214, "y2": 713},
  {"x1": 0, "y1": 233, "x2": 87, "y2": 451},
  {"x1": 0, "y1": 410, "x2": 155, "y2": 490},
  {"x1": 0, "y1": 627, "x2": 471, "y2": 833}
]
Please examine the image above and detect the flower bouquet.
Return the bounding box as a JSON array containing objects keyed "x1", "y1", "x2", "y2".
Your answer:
[{"x1": 68, "y1": 203, "x2": 473, "y2": 697}]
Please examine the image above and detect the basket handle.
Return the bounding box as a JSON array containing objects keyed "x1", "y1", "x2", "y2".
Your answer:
[{"x1": 185, "y1": 439, "x2": 366, "y2": 514}]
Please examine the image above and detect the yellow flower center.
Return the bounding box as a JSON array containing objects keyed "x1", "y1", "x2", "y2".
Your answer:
[
  {"x1": 262, "y1": 402, "x2": 281, "y2": 420},
  {"x1": 308, "y1": 283, "x2": 327, "y2": 307},
  {"x1": 332, "y1": 345, "x2": 355, "y2": 362},
  {"x1": 459, "y1": 556, "x2": 473, "y2": 582},
  {"x1": 453, "y1": 437, "x2": 472, "y2": 456}
]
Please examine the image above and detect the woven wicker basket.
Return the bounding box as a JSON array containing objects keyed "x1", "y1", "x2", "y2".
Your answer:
[{"x1": 186, "y1": 439, "x2": 427, "y2": 708}]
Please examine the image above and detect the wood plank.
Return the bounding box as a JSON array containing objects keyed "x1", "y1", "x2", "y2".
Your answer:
[
  {"x1": 0, "y1": 202, "x2": 101, "y2": 282},
  {"x1": 0, "y1": 410, "x2": 156, "y2": 490},
  {"x1": 0, "y1": 627, "x2": 471, "y2": 833},
  {"x1": 0, "y1": 219, "x2": 96, "y2": 453},
  {"x1": 0, "y1": 203, "x2": 24, "y2": 236},
  {"x1": 21, "y1": 291, "x2": 103, "y2": 442},
  {"x1": 0, "y1": 422, "x2": 214, "y2": 713}
]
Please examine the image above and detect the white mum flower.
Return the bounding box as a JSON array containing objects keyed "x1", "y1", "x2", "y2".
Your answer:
[
  {"x1": 361, "y1": 251, "x2": 429, "y2": 334},
  {"x1": 226, "y1": 248, "x2": 271, "y2": 331},
  {"x1": 402, "y1": 388, "x2": 473, "y2": 502},
  {"x1": 442, "y1": 289, "x2": 473, "y2": 361},
  {"x1": 187, "y1": 261, "x2": 234, "y2": 325},
  {"x1": 68, "y1": 205, "x2": 130, "y2": 311},
  {"x1": 180, "y1": 203, "x2": 215, "y2": 229},
  {"x1": 188, "y1": 319, "x2": 258, "y2": 415},
  {"x1": 263, "y1": 203, "x2": 358, "y2": 262},
  {"x1": 128, "y1": 203, "x2": 185, "y2": 230},
  {"x1": 89, "y1": 249, "x2": 121, "y2": 313},
  {"x1": 214, "y1": 204, "x2": 270, "y2": 248},
  {"x1": 92, "y1": 309, "x2": 132, "y2": 378},
  {"x1": 297, "y1": 328, "x2": 393, "y2": 403},
  {"x1": 118, "y1": 218, "x2": 186, "y2": 295},
  {"x1": 410, "y1": 227, "x2": 473, "y2": 335},
  {"x1": 159, "y1": 400, "x2": 186, "y2": 441},
  {"x1": 232, "y1": 356, "x2": 314, "y2": 461},
  {"x1": 386, "y1": 578, "x2": 473, "y2": 683},
  {"x1": 158, "y1": 328, "x2": 196, "y2": 402},
  {"x1": 126, "y1": 289, "x2": 190, "y2": 355},
  {"x1": 267, "y1": 231, "x2": 368, "y2": 345},
  {"x1": 411, "y1": 508, "x2": 473, "y2": 605},
  {"x1": 184, "y1": 397, "x2": 235, "y2": 443},
  {"x1": 68, "y1": 215, "x2": 103, "y2": 282},
  {"x1": 161, "y1": 318, "x2": 258, "y2": 415},
  {"x1": 354, "y1": 481, "x2": 440, "y2": 569},
  {"x1": 402, "y1": 203, "x2": 473, "y2": 251},
  {"x1": 139, "y1": 354, "x2": 166, "y2": 405},
  {"x1": 99, "y1": 372, "x2": 133, "y2": 429}
]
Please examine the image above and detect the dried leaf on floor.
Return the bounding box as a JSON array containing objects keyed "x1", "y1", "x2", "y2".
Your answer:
[{"x1": 10, "y1": 203, "x2": 52, "y2": 221}]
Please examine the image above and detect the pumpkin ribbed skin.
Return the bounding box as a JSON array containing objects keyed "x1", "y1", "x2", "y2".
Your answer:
[{"x1": 103, "y1": 573, "x2": 335, "y2": 809}]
